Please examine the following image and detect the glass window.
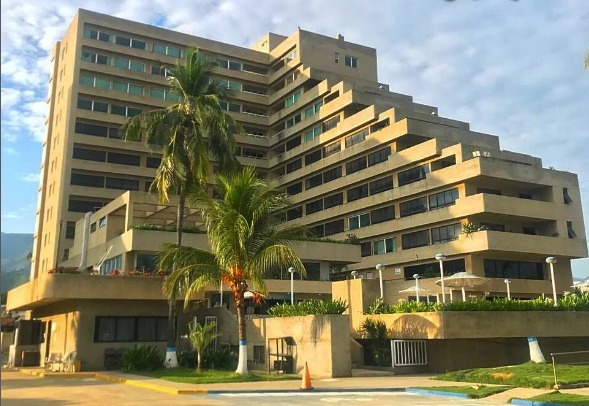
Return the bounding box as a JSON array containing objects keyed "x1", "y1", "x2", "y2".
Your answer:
[
  {"x1": 304, "y1": 126, "x2": 322, "y2": 142},
  {"x1": 306, "y1": 199, "x2": 323, "y2": 215},
  {"x1": 361, "y1": 242, "x2": 371, "y2": 257},
  {"x1": 110, "y1": 104, "x2": 127, "y2": 116},
  {"x1": 346, "y1": 156, "x2": 367, "y2": 175},
  {"x1": 79, "y1": 74, "x2": 94, "y2": 86},
  {"x1": 150, "y1": 88, "x2": 166, "y2": 99},
  {"x1": 370, "y1": 205, "x2": 395, "y2": 224},
  {"x1": 324, "y1": 192, "x2": 343, "y2": 209},
  {"x1": 96, "y1": 54, "x2": 110, "y2": 65},
  {"x1": 304, "y1": 149, "x2": 322, "y2": 166},
  {"x1": 429, "y1": 188, "x2": 459, "y2": 210},
  {"x1": 131, "y1": 39, "x2": 146, "y2": 50},
  {"x1": 130, "y1": 61, "x2": 144, "y2": 72},
  {"x1": 323, "y1": 141, "x2": 341, "y2": 157},
  {"x1": 70, "y1": 173, "x2": 104, "y2": 188},
  {"x1": 323, "y1": 166, "x2": 342, "y2": 183},
  {"x1": 401, "y1": 230, "x2": 430, "y2": 249},
  {"x1": 345, "y1": 55, "x2": 359, "y2": 68},
  {"x1": 398, "y1": 165, "x2": 428, "y2": 186},
  {"x1": 286, "y1": 182, "x2": 302, "y2": 195},
  {"x1": 477, "y1": 187, "x2": 502, "y2": 195},
  {"x1": 93, "y1": 101, "x2": 109, "y2": 113},
  {"x1": 431, "y1": 223, "x2": 461, "y2": 244},
  {"x1": 367, "y1": 146, "x2": 391, "y2": 166},
  {"x1": 324, "y1": 219, "x2": 344, "y2": 236},
  {"x1": 347, "y1": 184, "x2": 369, "y2": 202},
  {"x1": 153, "y1": 44, "x2": 166, "y2": 54},
  {"x1": 563, "y1": 188, "x2": 573, "y2": 204},
  {"x1": 484, "y1": 259, "x2": 544, "y2": 280},
  {"x1": 129, "y1": 84, "x2": 143, "y2": 96},
  {"x1": 107, "y1": 152, "x2": 141, "y2": 166},
  {"x1": 136, "y1": 318, "x2": 156, "y2": 341},
  {"x1": 305, "y1": 174, "x2": 323, "y2": 190},
  {"x1": 75, "y1": 121, "x2": 108, "y2": 137},
  {"x1": 92, "y1": 77, "x2": 109, "y2": 89},
  {"x1": 105, "y1": 177, "x2": 140, "y2": 191},
  {"x1": 373, "y1": 237, "x2": 396, "y2": 255},
  {"x1": 114, "y1": 57, "x2": 130, "y2": 69},
  {"x1": 115, "y1": 36, "x2": 131, "y2": 47},
  {"x1": 400, "y1": 197, "x2": 428, "y2": 217},
  {"x1": 81, "y1": 52, "x2": 95, "y2": 63},
  {"x1": 77, "y1": 99, "x2": 93, "y2": 110},
  {"x1": 345, "y1": 129, "x2": 368, "y2": 148},
  {"x1": 73, "y1": 146, "x2": 106, "y2": 162},
  {"x1": 113, "y1": 82, "x2": 128, "y2": 92},
  {"x1": 369, "y1": 176, "x2": 393, "y2": 195},
  {"x1": 65, "y1": 222, "x2": 76, "y2": 239},
  {"x1": 286, "y1": 207, "x2": 302, "y2": 221},
  {"x1": 146, "y1": 157, "x2": 161, "y2": 168},
  {"x1": 349, "y1": 213, "x2": 370, "y2": 230}
]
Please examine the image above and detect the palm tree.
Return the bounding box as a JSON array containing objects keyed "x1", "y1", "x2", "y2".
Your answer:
[
  {"x1": 122, "y1": 48, "x2": 240, "y2": 367},
  {"x1": 187, "y1": 321, "x2": 220, "y2": 373},
  {"x1": 160, "y1": 167, "x2": 309, "y2": 374}
]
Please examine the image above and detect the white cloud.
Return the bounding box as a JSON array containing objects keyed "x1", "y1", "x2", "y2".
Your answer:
[
  {"x1": 2, "y1": 212, "x2": 21, "y2": 219},
  {"x1": 21, "y1": 173, "x2": 40, "y2": 183}
]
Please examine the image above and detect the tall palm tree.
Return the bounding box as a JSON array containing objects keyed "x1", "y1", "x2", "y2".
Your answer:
[
  {"x1": 122, "y1": 48, "x2": 240, "y2": 367},
  {"x1": 160, "y1": 167, "x2": 309, "y2": 374}
]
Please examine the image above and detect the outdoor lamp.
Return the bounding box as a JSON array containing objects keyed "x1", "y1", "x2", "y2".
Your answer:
[
  {"x1": 288, "y1": 267, "x2": 296, "y2": 305},
  {"x1": 504, "y1": 279, "x2": 511, "y2": 300},
  {"x1": 435, "y1": 253, "x2": 447, "y2": 303},
  {"x1": 351, "y1": 270, "x2": 359, "y2": 279},
  {"x1": 376, "y1": 264, "x2": 385, "y2": 298},
  {"x1": 546, "y1": 257, "x2": 558, "y2": 307},
  {"x1": 413, "y1": 273, "x2": 421, "y2": 302}
]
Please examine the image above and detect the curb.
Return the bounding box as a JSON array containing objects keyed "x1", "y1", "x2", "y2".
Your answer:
[
  {"x1": 510, "y1": 399, "x2": 562, "y2": 406},
  {"x1": 406, "y1": 387, "x2": 469, "y2": 399},
  {"x1": 207, "y1": 388, "x2": 406, "y2": 394}
]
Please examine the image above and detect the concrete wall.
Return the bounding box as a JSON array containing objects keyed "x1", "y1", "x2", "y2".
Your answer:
[{"x1": 248, "y1": 315, "x2": 352, "y2": 378}]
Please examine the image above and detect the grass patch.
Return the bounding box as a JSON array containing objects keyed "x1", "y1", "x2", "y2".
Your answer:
[
  {"x1": 523, "y1": 391, "x2": 589, "y2": 405},
  {"x1": 436, "y1": 362, "x2": 589, "y2": 389},
  {"x1": 140, "y1": 368, "x2": 299, "y2": 384},
  {"x1": 414, "y1": 385, "x2": 511, "y2": 398}
]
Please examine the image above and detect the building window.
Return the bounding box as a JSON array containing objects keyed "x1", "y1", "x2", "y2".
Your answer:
[
  {"x1": 253, "y1": 345, "x2": 265, "y2": 363},
  {"x1": 304, "y1": 101, "x2": 323, "y2": 118},
  {"x1": 323, "y1": 141, "x2": 341, "y2": 157},
  {"x1": 563, "y1": 188, "x2": 573, "y2": 204},
  {"x1": 370, "y1": 205, "x2": 395, "y2": 224},
  {"x1": 107, "y1": 152, "x2": 141, "y2": 166},
  {"x1": 94, "y1": 316, "x2": 168, "y2": 342},
  {"x1": 398, "y1": 165, "x2": 428, "y2": 187},
  {"x1": 334, "y1": 52, "x2": 340, "y2": 64},
  {"x1": 322, "y1": 116, "x2": 340, "y2": 132},
  {"x1": 99, "y1": 216, "x2": 107, "y2": 228},
  {"x1": 347, "y1": 184, "x2": 369, "y2": 202},
  {"x1": 75, "y1": 121, "x2": 108, "y2": 137},
  {"x1": 305, "y1": 173, "x2": 323, "y2": 190},
  {"x1": 369, "y1": 176, "x2": 393, "y2": 195},
  {"x1": 429, "y1": 188, "x2": 459, "y2": 210},
  {"x1": 284, "y1": 91, "x2": 301, "y2": 108},
  {"x1": 73, "y1": 146, "x2": 106, "y2": 162},
  {"x1": 344, "y1": 55, "x2": 359, "y2": 68},
  {"x1": 431, "y1": 223, "x2": 461, "y2": 244},
  {"x1": 286, "y1": 182, "x2": 302, "y2": 195},
  {"x1": 367, "y1": 146, "x2": 391, "y2": 167},
  {"x1": 567, "y1": 221, "x2": 577, "y2": 238},
  {"x1": 83, "y1": 28, "x2": 111, "y2": 42},
  {"x1": 90, "y1": 222, "x2": 97, "y2": 233},
  {"x1": 305, "y1": 149, "x2": 322, "y2": 166},
  {"x1": 401, "y1": 230, "x2": 430, "y2": 249},
  {"x1": 81, "y1": 51, "x2": 111, "y2": 65},
  {"x1": 345, "y1": 129, "x2": 368, "y2": 148},
  {"x1": 105, "y1": 177, "x2": 140, "y2": 191},
  {"x1": 346, "y1": 156, "x2": 367, "y2": 175},
  {"x1": 151, "y1": 66, "x2": 172, "y2": 77},
  {"x1": 77, "y1": 99, "x2": 108, "y2": 113},
  {"x1": 324, "y1": 219, "x2": 344, "y2": 236},
  {"x1": 522, "y1": 227, "x2": 536, "y2": 235},
  {"x1": 286, "y1": 207, "x2": 302, "y2": 221},
  {"x1": 306, "y1": 199, "x2": 323, "y2": 215},
  {"x1": 101, "y1": 255, "x2": 122, "y2": 275},
  {"x1": 400, "y1": 197, "x2": 428, "y2": 217},
  {"x1": 324, "y1": 192, "x2": 343, "y2": 209},
  {"x1": 304, "y1": 126, "x2": 322, "y2": 142},
  {"x1": 217, "y1": 58, "x2": 242, "y2": 71},
  {"x1": 285, "y1": 113, "x2": 302, "y2": 128},
  {"x1": 146, "y1": 157, "x2": 161, "y2": 168},
  {"x1": 68, "y1": 198, "x2": 105, "y2": 213},
  {"x1": 219, "y1": 101, "x2": 241, "y2": 113},
  {"x1": 286, "y1": 136, "x2": 302, "y2": 151},
  {"x1": 153, "y1": 43, "x2": 183, "y2": 58},
  {"x1": 286, "y1": 159, "x2": 302, "y2": 174},
  {"x1": 480, "y1": 223, "x2": 505, "y2": 232},
  {"x1": 373, "y1": 237, "x2": 397, "y2": 255},
  {"x1": 217, "y1": 80, "x2": 241, "y2": 92},
  {"x1": 483, "y1": 259, "x2": 544, "y2": 280},
  {"x1": 360, "y1": 242, "x2": 371, "y2": 257},
  {"x1": 323, "y1": 166, "x2": 342, "y2": 183},
  {"x1": 348, "y1": 213, "x2": 370, "y2": 230},
  {"x1": 71, "y1": 173, "x2": 104, "y2": 188},
  {"x1": 65, "y1": 221, "x2": 76, "y2": 239},
  {"x1": 405, "y1": 258, "x2": 465, "y2": 280}
]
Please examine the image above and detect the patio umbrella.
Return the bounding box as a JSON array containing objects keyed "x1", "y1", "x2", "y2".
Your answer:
[
  {"x1": 572, "y1": 278, "x2": 589, "y2": 292},
  {"x1": 399, "y1": 286, "x2": 431, "y2": 303},
  {"x1": 436, "y1": 272, "x2": 488, "y2": 301}
]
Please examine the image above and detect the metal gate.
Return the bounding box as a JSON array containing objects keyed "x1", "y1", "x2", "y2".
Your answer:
[
  {"x1": 204, "y1": 316, "x2": 218, "y2": 350},
  {"x1": 391, "y1": 339, "x2": 427, "y2": 367}
]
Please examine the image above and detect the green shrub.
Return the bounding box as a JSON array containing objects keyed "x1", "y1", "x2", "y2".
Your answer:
[
  {"x1": 177, "y1": 350, "x2": 196, "y2": 369},
  {"x1": 359, "y1": 318, "x2": 391, "y2": 367},
  {"x1": 201, "y1": 347, "x2": 238, "y2": 370},
  {"x1": 121, "y1": 344, "x2": 163, "y2": 372},
  {"x1": 268, "y1": 299, "x2": 348, "y2": 317}
]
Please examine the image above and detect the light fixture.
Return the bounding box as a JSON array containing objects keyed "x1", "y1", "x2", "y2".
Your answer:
[
  {"x1": 376, "y1": 264, "x2": 385, "y2": 299},
  {"x1": 351, "y1": 270, "x2": 359, "y2": 279},
  {"x1": 413, "y1": 273, "x2": 421, "y2": 302},
  {"x1": 435, "y1": 253, "x2": 446, "y2": 303},
  {"x1": 288, "y1": 267, "x2": 296, "y2": 305},
  {"x1": 546, "y1": 257, "x2": 558, "y2": 307},
  {"x1": 504, "y1": 278, "x2": 511, "y2": 300}
]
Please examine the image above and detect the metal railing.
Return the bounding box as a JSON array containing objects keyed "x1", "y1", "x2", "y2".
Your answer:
[
  {"x1": 550, "y1": 350, "x2": 589, "y2": 389},
  {"x1": 391, "y1": 339, "x2": 427, "y2": 367}
]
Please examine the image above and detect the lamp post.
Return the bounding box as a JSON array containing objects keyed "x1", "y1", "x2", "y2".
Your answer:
[
  {"x1": 376, "y1": 264, "x2": 385, "y2": 299},
  {"x1": 546, "y1": 257, "x2": 558, "y2": 307},
  {"x1": 219, "y1": 281, "x2": 223, "y2": 307},
  {"x1": 351, "y1": 270, "x2": 359, "y2": 279},
  {"x1": 413, "y1": 273, "x2": 421, "y2": 302},
  {"x1": 288, "y1": 267, "x2": 296, "y2": 305},
  {"x1": 435, "y1": 253, "x2": 446, "y2": 303},
  {"x1": 504, "y1": 279, "x2": 511, "y2": 300}
]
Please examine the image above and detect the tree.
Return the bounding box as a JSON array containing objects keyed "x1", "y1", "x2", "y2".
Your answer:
[
  {"x1": 161, "y1": 167, "x2": 309, "y2": 374},
  {"x1": 122, "y1": 48, "x2": 240, "y2": 367},
  {"x1": 187, "y1": 321, "x2": 220, "y2": 373}
]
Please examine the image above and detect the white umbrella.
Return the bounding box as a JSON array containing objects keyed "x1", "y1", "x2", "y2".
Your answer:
[
  {"x1": 399, "y1": 286, "x2": 431, "y2": 303},
  {"x1": 572, "y1": 278, "x2": 589, "y2": 292},
  {"x1": 436, "y1": 272, "x2": 488, "y2": 301}
]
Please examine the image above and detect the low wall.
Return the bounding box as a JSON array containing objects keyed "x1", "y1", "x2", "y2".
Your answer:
[
  {"x1": 248, "y1": 315, "x2": 352, "y2": 378},
  {"x1": 353, "y1": 311, "x2": 589, "y2": 339}
]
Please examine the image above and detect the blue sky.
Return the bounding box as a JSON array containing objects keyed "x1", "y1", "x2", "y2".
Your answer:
[{"x1": 1, "y1": 0, "x2": 588, "y2": 277}]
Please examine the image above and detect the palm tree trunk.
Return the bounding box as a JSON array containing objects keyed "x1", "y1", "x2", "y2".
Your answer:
[
  {"x1": 234, "y1": 292, "x2": 248, "y2": 374},
  {"x1": 165, "y1": 189, "x2": 185, "y2": 368},
  {"x1": 197, "y1": 351, "x2": 202, "y2": 373}
]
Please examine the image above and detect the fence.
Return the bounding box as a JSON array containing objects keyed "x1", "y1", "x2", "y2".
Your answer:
[
  {"x1": 391, "y1": 339, "x2": 427, "y2": 367},
  {"x1": 550, "y1": 350, "x2": 589, "y2": 389}
]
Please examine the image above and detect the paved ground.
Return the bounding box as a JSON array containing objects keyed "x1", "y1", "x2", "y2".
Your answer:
[{"x1": 2, "y1": 368, "x2": 587, "y2": 405}]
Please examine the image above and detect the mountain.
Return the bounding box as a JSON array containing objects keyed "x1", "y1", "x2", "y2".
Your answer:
[{"x1": 1, "y1": 233, "x2": 33, "y2": 293}]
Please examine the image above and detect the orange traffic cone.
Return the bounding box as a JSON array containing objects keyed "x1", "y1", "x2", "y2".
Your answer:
[{"x1": 300, "y1": 361, "x2": 313, "y2": 390}]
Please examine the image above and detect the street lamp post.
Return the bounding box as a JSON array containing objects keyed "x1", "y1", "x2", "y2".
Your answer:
[
  {"x1": 413, "y1": 274, "x2": 421, "y2": 302},
  {"x1": 376, "y1": 264, "x2": 385, "y2": 299},
  {"x1": 435, "y1": 253, "x2": 446, "y2": 303},
  {"x1": 504, "y1": 279, "x2": 511, "y2": 300},
  {"x1": 351, "y1": 270, "x2": 359, "y2": 279},
  {"x1": 288, "y1": 267, "x2": 296, "y2": 305},
  {"x1": 546, "y1": 257, "x2": 558, "y2": 307}
]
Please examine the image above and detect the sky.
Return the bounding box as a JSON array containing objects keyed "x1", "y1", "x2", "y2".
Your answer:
[{"x1": 1, "y1": 0, "x2": 588, "y2": 278}]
